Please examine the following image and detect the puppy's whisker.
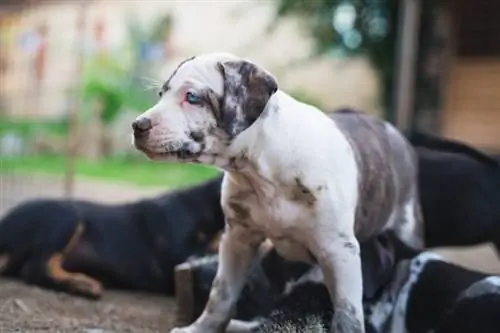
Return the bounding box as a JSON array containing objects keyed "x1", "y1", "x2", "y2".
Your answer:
[{"x1": 140, "y1": 77, "x2": 163, "y2": 91}]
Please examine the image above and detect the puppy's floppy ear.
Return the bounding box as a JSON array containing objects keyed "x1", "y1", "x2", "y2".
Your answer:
[
  {"x1": 216, "y1": 59, "x2": 278, "y2": 138},
  {"x1": 360, "y1": 232, "x2": 396, "y2": 300}
]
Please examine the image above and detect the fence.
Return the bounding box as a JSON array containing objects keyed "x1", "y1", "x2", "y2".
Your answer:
[{"x1": 0, "y1": 1, "x2": 90, "y2": 216}]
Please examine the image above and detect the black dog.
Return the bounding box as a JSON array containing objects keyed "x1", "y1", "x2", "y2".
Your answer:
[
  {"x1": 0, "y1": 175, "x2": 224, "y2": 299},
  {"x1": 182, "y1": 232, "x2": 500, "y2": 333},
  {"x1": 406, "y1": 131, "x2": 500, "y2": 250}
]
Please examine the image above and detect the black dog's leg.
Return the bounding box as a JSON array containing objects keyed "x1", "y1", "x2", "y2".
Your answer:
[{"x1": 21, "y1": 218, "x2": 102, "y2": 299}]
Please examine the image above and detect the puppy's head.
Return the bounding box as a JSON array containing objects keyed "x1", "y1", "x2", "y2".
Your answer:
[{"x1": 132, "y1": 52, "x2": 278, "y2": 164}]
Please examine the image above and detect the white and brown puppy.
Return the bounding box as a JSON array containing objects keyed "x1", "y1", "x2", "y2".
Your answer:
[{"x1": 131, "y1": 52, "x2": 423, "y2": 333}]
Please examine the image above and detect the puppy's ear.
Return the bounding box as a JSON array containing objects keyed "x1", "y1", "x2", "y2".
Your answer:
[
  {"x1": 216, "y1": 60, "x2": 278, "y2": 138},
  {"x1": 360, "y1": 233, "x2": 396, "y2": 300}
]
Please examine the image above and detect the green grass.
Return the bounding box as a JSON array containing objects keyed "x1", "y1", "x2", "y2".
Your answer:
[
  {"x1": 0, "y1": 117, "x2": 69, "y2": 137},
  {"x1": 0, "y1": 155, "x2": 220, "y2": 189}
]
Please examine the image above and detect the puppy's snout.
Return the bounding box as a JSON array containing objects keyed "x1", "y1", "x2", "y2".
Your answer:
[{"x1": 132, "y1": 117, "x2": 152, "y2": 136}]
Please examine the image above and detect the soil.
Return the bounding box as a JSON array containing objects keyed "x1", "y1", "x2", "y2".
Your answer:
[{"x1": 0, "y1": 278, "x2": 176, "y2": 333}]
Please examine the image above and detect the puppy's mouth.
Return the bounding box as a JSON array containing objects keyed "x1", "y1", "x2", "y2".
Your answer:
[{"x1": 135, "y1": 141, "x2": 203, "y2": 161}]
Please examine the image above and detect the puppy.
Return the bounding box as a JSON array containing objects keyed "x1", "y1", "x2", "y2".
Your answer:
[{"x1": 132, "y1": 53, "x2": 423, "y2": 333}]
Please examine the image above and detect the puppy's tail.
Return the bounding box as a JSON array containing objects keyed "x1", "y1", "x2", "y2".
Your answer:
[{"x1": 406, "y1": 130, "x2": 500, "y2": 168}]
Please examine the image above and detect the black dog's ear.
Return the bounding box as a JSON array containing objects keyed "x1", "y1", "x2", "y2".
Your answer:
[
  {"x1": 216, "y1": 59, "x2": 278, "y2": 138},
  {"x1": 360, "y1": 233, "x2": 396, "y2": 300}
]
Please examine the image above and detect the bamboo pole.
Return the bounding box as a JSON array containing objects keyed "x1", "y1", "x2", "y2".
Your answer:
[{"x1": 64, "y1": 0, "x2": 87, "y2": 198}]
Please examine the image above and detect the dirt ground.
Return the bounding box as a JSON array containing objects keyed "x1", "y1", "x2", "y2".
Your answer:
[
  {"x1": 1, "y1": 172, "x2": 500, "y2": 332},
  {"x1": 0, "y1": 278, "x2": 176, "y2": 332}
]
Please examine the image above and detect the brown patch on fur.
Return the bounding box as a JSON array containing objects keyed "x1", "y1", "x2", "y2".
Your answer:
[
  {"x1": 290, "y1": 177, "x2": 317, "y2": 207},
  {"x1": 0, "y1": 254, "x2": 9, "y2": 273},
  {"x1": 46, "y1": 223, "x2": 103, "y2": 298},
  {"x1": 228, "y1": 201, "x2": 251, "y2": 221},
  {"x1": 208, "y1": 230, "x2": 224, "y2": 253}
]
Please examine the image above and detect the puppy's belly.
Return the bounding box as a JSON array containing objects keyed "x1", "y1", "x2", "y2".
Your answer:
[{"x1": 271, "y1": 237, "x2": 316, "y2": 264}]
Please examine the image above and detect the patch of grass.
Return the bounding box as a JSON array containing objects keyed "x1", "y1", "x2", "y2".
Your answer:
[
  {"x1": 0, "y1": 117, "x2": 69, "y2": 137},
  {"x1": 0, "y1": 155, "x2": 220, "y2": 189}
]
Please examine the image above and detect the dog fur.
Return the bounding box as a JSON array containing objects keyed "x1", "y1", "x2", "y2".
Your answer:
[
  {"x1": 405, "y1": 131, "x2": 500, "y2": 250},
  {"x1": 132, "y1": 53, "x2": 423, "y2": 333},
  {"x1": 0, "y1": 176, "x2": 224, "y2": 299}
]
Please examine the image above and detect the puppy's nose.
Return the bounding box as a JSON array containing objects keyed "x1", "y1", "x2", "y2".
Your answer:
[{"x1": 132, "y1": 117, "x2": 152, "y2": 135}]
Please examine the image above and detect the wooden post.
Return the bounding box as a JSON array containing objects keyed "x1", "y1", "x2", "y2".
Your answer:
[
  {"x1": 64, "y1": 0, "x2": 87, "y2": 198},
  {"x1": 393, "y1": 0, "x2": 422, "y2": 132}
]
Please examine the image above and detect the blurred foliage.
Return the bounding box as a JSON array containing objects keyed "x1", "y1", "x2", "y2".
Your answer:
[
  {"x1": 272, "y1": 0, "x2": 399, "y2": 116},
  {"x1": 0, "y1": 116, "x2": 68, "y2": 137},
  {"x1": 81, "y1": 55, "x2": 129, "y2": 124},
  {"x1": 81, "y1": 13, "x2": 174, "y2": 125}
]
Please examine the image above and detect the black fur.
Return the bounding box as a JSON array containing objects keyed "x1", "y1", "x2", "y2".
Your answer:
[
  {"x1": 405, "y1": 260, "x2": 489, "y2": 333},
  {"x1": 407, "y1": 131, "x2": 500, "y2": 250},
  {"x1": 0, "y1": 176, "x2": 224, "y2": 299}
]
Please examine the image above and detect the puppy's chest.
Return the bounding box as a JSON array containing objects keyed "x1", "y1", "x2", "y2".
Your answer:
[
  {"x1": 230, "y1": 188, "x2": 311, "y2": 232},
  {"x1": 227, "y1": 187, "x2": 315, "y2": 262}
]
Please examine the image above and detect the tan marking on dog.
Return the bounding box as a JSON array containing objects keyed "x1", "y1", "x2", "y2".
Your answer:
[
  {"x1": 46, "y1": 223, "x2": 103, "y2": 297},
  {"x1": 290, "y1": 177, "x2": 317, "y2": 207},
  {"x1": 0, "y1": 254, "x2": 9, "y2": 273},
  {"x1": 228, "y1": 202, "x2": 251, "y2": 221},
  {"x1": 208, "y1": 230, "x2": 224, "y2": 253}
]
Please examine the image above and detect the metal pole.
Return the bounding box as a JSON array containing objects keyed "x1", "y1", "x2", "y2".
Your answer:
[
  {"x1": 393, "y1": 0, "x2": 422, "y2": 132},
  {"x1": 64, "y1": 0, "x2": 87, "y2": 198}
]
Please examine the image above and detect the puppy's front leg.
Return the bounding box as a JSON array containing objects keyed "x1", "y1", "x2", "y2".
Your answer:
[
  {"x1": 308, "y1": 222, "x2": 365, "y2": 333},
  {"x1": 170, "y1": 224, "x2": 264, "y2": 333}
]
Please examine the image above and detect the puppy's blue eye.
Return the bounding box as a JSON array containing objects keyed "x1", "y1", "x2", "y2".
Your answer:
[{"x1": 186, "y1": 92, "x2": 201, "y2": 105}]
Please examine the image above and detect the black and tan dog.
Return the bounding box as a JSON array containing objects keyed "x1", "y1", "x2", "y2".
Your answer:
[{"x1": 0, "y1": 175, "x2": 224, "y2": 299}]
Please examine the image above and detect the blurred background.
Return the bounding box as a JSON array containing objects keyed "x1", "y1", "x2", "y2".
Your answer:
[{"x1": 0, "y1": 0, "x2": 499, "y2": 330}]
